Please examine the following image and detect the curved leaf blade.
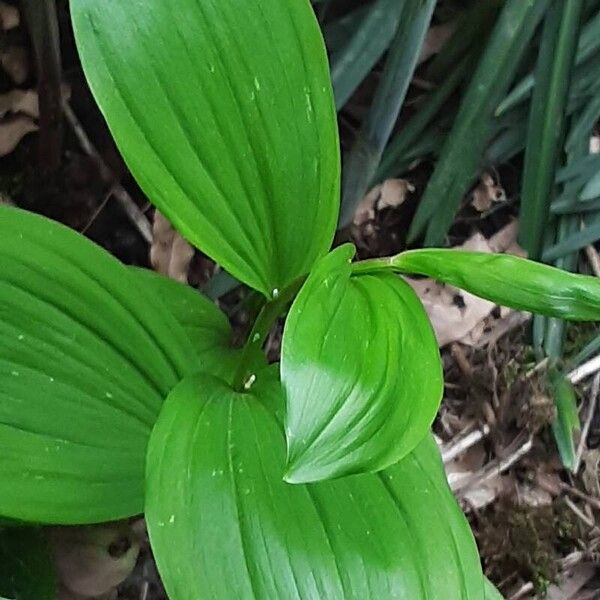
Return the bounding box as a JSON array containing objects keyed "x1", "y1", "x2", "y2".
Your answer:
[
  {"x1": 71, "y1": 0, "x2": 340, "y2": 296},
  {"x1": 281, "y1": 245, "x2": 443, "y2": 483},
  {"x1": 146, "y1": 369, "x2": 483, "y2": 600},
  {"x1": 390, "y1": 249, "x2": 600, "y2": 320},
  {"x1": 129, "y1": 267, "x2": 232, "y2": 354},
  {"x1": 130, "y1": 268, "x2": 268, "y2": 384},
  {"x1": 0, "y1": 206, "x2": 195, "y2": 523}
]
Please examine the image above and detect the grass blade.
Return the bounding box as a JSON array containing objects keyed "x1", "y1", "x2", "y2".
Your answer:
[
  {"x1": 549, "y1": 370, "x2": 580, "y2": 471},
  {"x1": 330, "y1": 0, "x2": 407, "y2": 109},
  {"x1": 496, "y1": 7, "x2": 600, "y2": 116},
  {"x1": 519, "y1": 0, "x2": 585, "y2": 260},
  {"x1": 408, "y1": 0, "x2": 549, "y2": 246},
  {"x1": 424, "y1": 0, "x2": 501, "y2": 83},
  {"x1": 376, "y1": 53, "x2": 471, "y2": 182},
  {"x1": 339, "y1": 0, "x2": 436, "y2": 227}
]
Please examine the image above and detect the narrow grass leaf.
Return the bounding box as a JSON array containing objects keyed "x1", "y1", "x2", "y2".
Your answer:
[
  {"x1": 549, "y1": 371, "x2": 580, "y2": 471},
  {"x1": 330, "y1": 0, "x2": 407, "y2": 109},
  {"x1": 408, "y1": 0, "x2": 548, "y2": 246},
  {"x1": 519, "y1": 0, "x2": 584, "y2": 260},
  {"x1": 339, "y1": 0, "x2": 436, "y2": 227}
]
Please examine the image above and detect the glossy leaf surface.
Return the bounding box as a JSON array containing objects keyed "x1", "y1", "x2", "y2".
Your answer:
[
  {"x1": 0, "y1": 206, "x2": 195, "y2": 523},
  {"x1": 130, "y1": 268, "x2": 268, "y2": 384},
  {"x1": 281, "y1": 245, "x2": 443, "y2": 483},
  {"x1": 146, "y1": 369, "x2": 483, "y2": 600},
  {"x1": 389, "y1": 249, "x2": 600, "y2": 321},
  {"x1": 0, "y1": 528, "x2": 55, "y2": 600},
  {"x1": 71, "y1": 0, "x2": 340, "y2": 297},
  {"x1": 130, "y1": 268, "x2": 232, "y2": 355}
]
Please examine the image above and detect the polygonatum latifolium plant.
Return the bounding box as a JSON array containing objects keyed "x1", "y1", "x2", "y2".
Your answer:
[{"x1": 2, "y1": 0, "x2": 600, "y2": 598}]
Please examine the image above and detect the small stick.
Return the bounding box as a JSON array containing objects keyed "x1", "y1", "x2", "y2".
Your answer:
[
  {"x1": 567, "y1": 353, "x2": 600, "y2": 384},
  {"x1": 525, "y1": 356, "x2": 549, "y2": 379},
  {"x1": 442, "y1": 424, "x2": 490, "y2": 464},
  {"x1": 453, "y1": 436, "x2": 533, "y2": 493},
  {"x1": 62, "y1": 101, "x2": 153, "y2": 243},
  {"x1": 560, "y1": 481, "x2": 600, "y2": 512},
  {"x1": 564, "y1": 497, "x2": 595, "y2": 528},
  {"x1": 574, "y1": 372, "x2": 600, "y2": 473},
  {"x1": 508, "y1": 582, "x2": 534, "y2": 600},
  {"x1": 585, "y1": 245, "x2": 600, "y2": 278}
]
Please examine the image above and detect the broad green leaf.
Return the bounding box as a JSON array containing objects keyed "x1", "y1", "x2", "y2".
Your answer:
[
  {"x1": 549, "y1": 372, "x2": 580, "y2": 471},
  {"x1": 380, "y1": 248, "x2": 600, "y2": 321},
  {"x1": 71, "y1": 0, "x2": 340, "y2": 297},
  {"x1": 129, "y1": 268, "x2": 232, "y2": 354},
  {"x1": 146, "y1": 369, "x2": 483, "y2": 600},
  {"x1": 0, "y1": 206, "x2": 195, "y2": 523},
  {"x1": 281, "y1": 245, "x2": 442, "y2": 483},
  {"x1": 0, "y1": 528, "x2": 56, "y2": 600},
  {"x1": 130, "y1": 267, "x2": 267, "y2": 386},
  {"x1": 408, "y1": 0, "x2": 548, "y2": 245},
  {"x1": 519, "y1": 0, "x2": 584, "y2": 260}
]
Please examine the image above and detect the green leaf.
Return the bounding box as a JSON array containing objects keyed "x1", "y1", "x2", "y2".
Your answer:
[
  {"x1": 329, "y1": 0, "x2": 407, "y2": 109},
  {"x1": 581, "y1": 170, "x2": 600, "y2": 201},
  {"x1": 0, "y1": 206, "x2": 195, "y2": 523},
  {"x1": 130, "y1": 267, "x2": 258, "y2": 384},
  {"x1": 71, "y1": 0, "x2": 340, "y2": 297},
  {"x1": 281, "y1": 245, "x2": 442, "y2": 483},
  {"x1": 496, "y1": 8, "x2": 600, "y2": 116},
  {"x1": 519, "y1": 0, "x2": 584, "y2": 260},
  {"x1": 549, "y1": 372, "x2": 580, "y2": 471},
  {"x1": 408, "y1": 0, "x2": 548, "y2": 245},
  {"x1": 129, "y1": 268, "x2": 232, "y2": 354},
  {"x1": 382, "y1": 248, "x2": 600, "y2": 321},
  {"x1": 339, "y1": 0, "x2": 436, "y2": 227},
  {"x1": 130, "y1": 267, "x2": 268, "y2": 386},
  {"x1": 484, "y1": 577, "x2": 504, "y2": 600},
  {"x1": 0, "y1": 528, "x2": 56, "y2": 600},
  {"x1": 145, "y1": 369, "x2": 483, "y2": 600}
]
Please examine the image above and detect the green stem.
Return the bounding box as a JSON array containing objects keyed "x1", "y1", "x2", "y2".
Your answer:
[{"x1": 232, "y1": 276, "x2": 304, "y2": 392}]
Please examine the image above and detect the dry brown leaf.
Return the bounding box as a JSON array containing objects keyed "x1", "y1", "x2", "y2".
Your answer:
[
  {"x1": 150, "y1": 210, "x2": 194, "y2": 282},
  {"x1": 48, "y1": 523, "x2": 140, "y2": 599},
  {"x1": 0, "y1": 88, "x2": 39, "y2": 119},
  {"x1": 418, "y1": 21, "x2": 456, "y2": 64},
  {"x1": 470, "y1": 172, "x2": 507, "y2": 212},
  {"x1": 582, "y1": 449, "x2": 600, "y2": 498},
  {"x1": 444, "y1": 442, "x2": 513, "y2": 509},
  {"x1": 0, "y1": 45, "x2": 28, "y2": 84},
  {"x1": 0, "y1": 114, "x2": 37, "y2": 156},
  {"x1": 353, "y1": 178, "x2": 414, "y2": 226},
  {"x1": 0, "y1": 1, "x2": 19, "y2": 30}
]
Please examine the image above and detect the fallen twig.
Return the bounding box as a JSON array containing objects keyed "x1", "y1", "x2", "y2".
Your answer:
[
  {"x1": 63, "y1": 101, "x2": 153, "y2": 243},
  {"x1": 442, "y1": 424, "x2": 490, "y2": 464},
  {"x1": 452, "y1": 435, "x2": 533, "y2": 493},
  {"x1": 567, "y1": 353, "x2": 600, "y2": 385}
]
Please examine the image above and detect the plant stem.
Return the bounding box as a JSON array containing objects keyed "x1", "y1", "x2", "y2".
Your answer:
[{"x1": 232, "y1": 276, "x2": 304, "y2": 392}]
